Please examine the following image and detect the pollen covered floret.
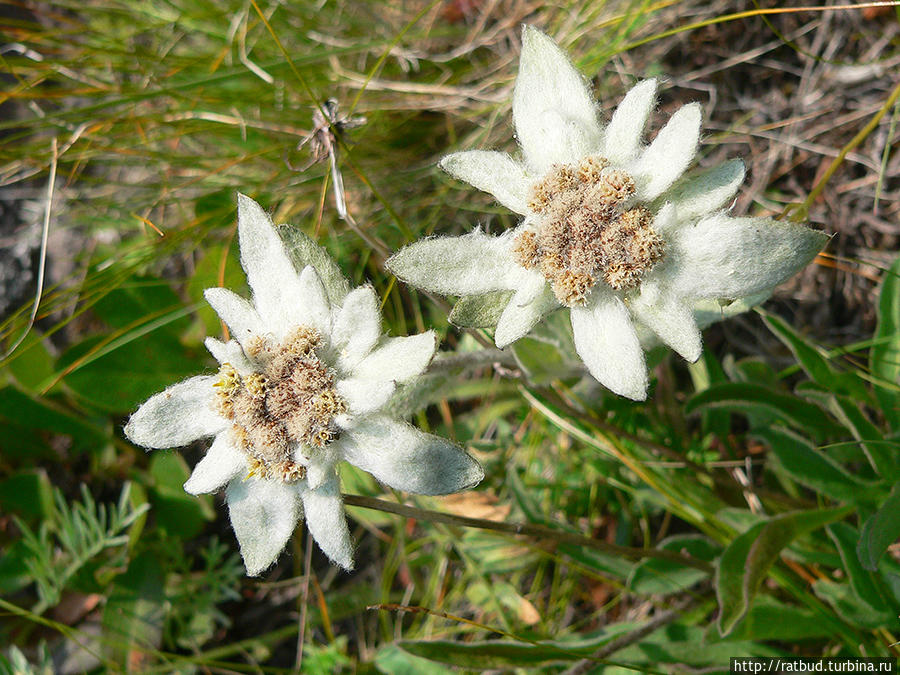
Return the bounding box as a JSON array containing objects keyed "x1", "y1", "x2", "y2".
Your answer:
[
  {"x1": 513, "y1": 155, "x2": 665, "y2": 306},
  {"x1": 213, "y1": 325, "x2": 347, "y2": 483}
]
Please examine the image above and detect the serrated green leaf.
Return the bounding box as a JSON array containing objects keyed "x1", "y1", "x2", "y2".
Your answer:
[
  {"x1": 685, "y1": 382, "x2": 843, "y2": 442},
  {"x1": 448, "y1": 291, "x2": 512, "y2": 329},
  {"x1": 628, "y1": 535, "x2": 718, "y2": 595},
  {"x1": 277, "y1": 225, "x2": 350, "y2": 306},
  {"x1": 716, "y1": 505, "x2": 852, "y2": 636},
  {"x1": 753, "y1": 426, "x2": 879, "y2": 504},
  {"x1": 858, "y1": 482, "x2": 900, "y2": 571},
  {"x1": 871, "y1": 256, "x2": 900, "y2": 430},
  {"x1": 827, "y1": 522, "x2": 894, "y2": 613}
]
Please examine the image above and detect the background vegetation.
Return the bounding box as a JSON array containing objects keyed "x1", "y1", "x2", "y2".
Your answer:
[{"x1": 1, "y1": 0, "x2": 899, "y2": 672}]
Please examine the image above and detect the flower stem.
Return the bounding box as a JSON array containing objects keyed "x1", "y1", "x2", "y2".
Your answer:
[{"x1": 342, "y1": 494, "x2": 714, "y2": 573}]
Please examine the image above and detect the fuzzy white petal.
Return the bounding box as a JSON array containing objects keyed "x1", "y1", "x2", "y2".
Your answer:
[
  {"x1": 295, "y1": 265, "x2": 332, "y2": 337},
  {"x1": 342, "y1": 416, "x2": 484, "y2": 495},
  {"x1": 633, "y1": 103, "x2": 702, "y2": 202},
  {"x1": 301, "y1": 473, "x2": 353, "y2": 570},
  {"x1": 184, "y1": 434, "x2": 247, "y2": 495},
  {"x1": 204, "y1": 287, "x2": 266, "y2": 350},
  {"x1": 494, "y1": 276, "x2": 558, "y2": 348},
  {"x1": 440, "y1": 151, "x2": 532, "y2": 214},
  {"x1": 603, "y1": 79, "x2": 657, "y2": 165},
  {"x1": 226, "y1": 477, "x2": 302, "y2": 576},
  {"x1": 353, "y1": 332, "x2": 437, "y2": 383},
  {"x1": 301, "y1": 443, "x2": 340, "y2": 490},
  {"x1": 665, "y1": 213, "x2": 828, "y2": 299},
  {"x1": 571, "y1": 292, "x2": 648, "y2": 400},
  {"x1": 331, "y1": 285, "x2": 381, "y2": 374},
  {"x1": 124, "y1": 376, "x2": 225, "y2": 449},
  {"x1": 651, "y1": 201, "x2": 679, "y2": 238},
  {"x1": 513, "y1": 26, "x2": 602, "y2": 173},
  {"x1": 387, "y1": 229, "x2": 521, "y2": 296},
  {"x1": 237, "y1": 194, "x2": 313, "y2": 339},
  {"x1": 336, "y1": 378, "x2": 395, "y2": 416},
  {"x1": 204, "y1": 337, "x2": 254, "y2": 374},
  {"x1": 668, "y1": 159, "x2": 745, "y2": 222},
  {"x1": 629, "y1": 281, "x2": 702, "y2": 362}
]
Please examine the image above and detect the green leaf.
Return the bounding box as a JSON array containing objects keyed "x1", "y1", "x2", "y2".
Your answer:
[
  {"x1": 93, "y1": 277, "x2": 191, "y2": 335},
  {"x1": 397, "y1": 627, "x2": 647, "y2": 670},
  {"x1": 448, "y1": 291, "x2": 513, "y2": 329},
  {"x1": 628, "y1": 535, "x2": 718, "y2": 595},
  {"x1": 761, "y1": 311, "x2": 838, "y2": 388},
  {"x1": 375, "y1": 644, "x2": 455, "y2": 675},
  {"x1": 0, "y1": 540, "x2": 32, "y2": 595},
  {"x1": 193, "y1": 188, "x2": 236, "y2": 226},
  {"x1": 813, "y1": 578, "x2": 895, "y2": 629},
  {"x1": 827, "y1": 395, "x2": 895, "y2": 480},
  {"x1": 513, "y1": 337, "x2": 568, "y2": 385},
  {"x1": 871, "y1": 256, "x2": 900, "y2": 430},
  {"x1": 710, "y1": 595, "x2": 832, "y2": 642},
  {"x1": 753, "y1": 426, "x2": 879, "y2": 504},
  {"x1": 149, "y1": 452, "x2": 213, "y2": 540},
  {"x1": 101, "y1": 552, "x2": 165, "y2": 670},
  {"x1": 398, "y1": 639, "x2": 578, "y2": 668},
  {"x1": 277, "y1": 225, "x2": 350, "y2": 306},
  {"x1": 3, "y1": 330, "x2": 55, "y2": 393},
  {"x1": 828, "y1": 522, "x2": 894, "y2": 613},
  {"x1": 685, "y1": 382, "x2": 844, "y2": 442},
  {"x1": 0, "y1": 471, "x2": 54, "y2": 521},
  {"x1": 58, "y1": 332, "x2": 198, "y2": 414},
  {"x1": 716, "y1": 505, "x2": 852, "y2": 636},
  {"x1": 858, "y1": 482, "x2": 900, "y2": 571},
  {"x1": 687, "y1": 351, "x2": 730, "y2": 439},
  {"x1": 186, "y1": 241, "x2": 247, "y2": 336},
  {"x1": 0, "y1": 387, "x2": 105, "y2": 439},
  {"x1": 617, "y1": 624, "x2": 785, "y2": 667}
]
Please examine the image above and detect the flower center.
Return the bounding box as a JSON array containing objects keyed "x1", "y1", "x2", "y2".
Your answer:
[
  {"x1": 512, "y1": 156, "x2": 665, "y2": 306},
  {"x1": 213, "y1": 326, "x2": 347, "y2": 482}
]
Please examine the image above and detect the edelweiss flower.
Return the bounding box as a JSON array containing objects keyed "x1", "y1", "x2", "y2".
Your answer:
[
  {"x1": 388, "y1": 25, "x2": 827, "y2": 400},
  {"x1": 125, "y1": 195, "x2": 483, "y2": 575}
]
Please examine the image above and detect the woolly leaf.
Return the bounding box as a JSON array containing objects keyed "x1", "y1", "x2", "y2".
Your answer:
[
  {"x1": 449, "y1": 291, "x2": 513, "y2": 329},
  {"x1": 277, "y1": 225, "x2": 350, "y2": 306}
]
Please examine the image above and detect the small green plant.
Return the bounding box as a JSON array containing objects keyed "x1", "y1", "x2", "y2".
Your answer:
[{"x1": 15, "y1": 484, "x2": 148, "y2": 614}]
